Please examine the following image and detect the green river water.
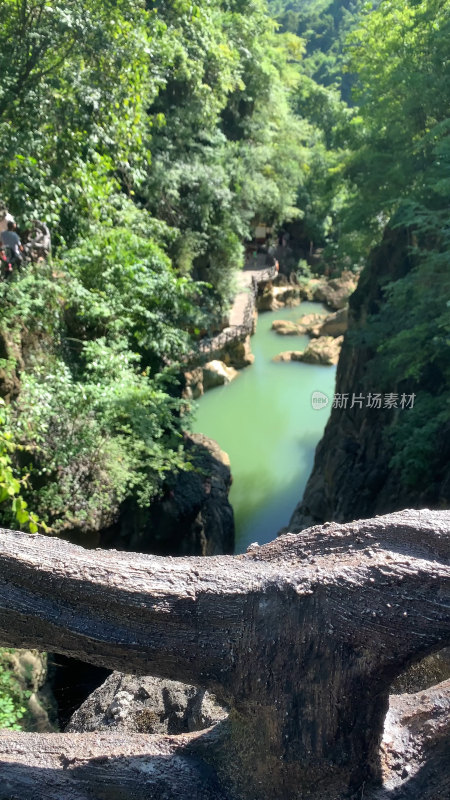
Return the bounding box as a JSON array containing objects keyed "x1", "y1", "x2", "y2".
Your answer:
[{"x1": 193, "y1": 301, "x2": 336, "y2": 554}]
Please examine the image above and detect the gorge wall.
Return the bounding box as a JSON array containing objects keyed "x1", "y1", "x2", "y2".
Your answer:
[{"x1": 290, "y1": 227, "x2": 450, "y2": 531}]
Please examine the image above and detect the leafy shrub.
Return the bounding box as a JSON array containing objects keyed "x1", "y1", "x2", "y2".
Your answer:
[
  {"x1": 0, "y1": 399, "x2": 42, "y2": 533},
  {"x1": 0, "y1": 650, "x2": 29, "y2": 730}
]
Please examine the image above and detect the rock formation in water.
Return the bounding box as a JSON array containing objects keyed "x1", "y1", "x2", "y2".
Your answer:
[
  {"x1": 272, "y1": 307, "x2": 348, "y2": 339},
  {"x1": 273, "y1": 335, "x2": 343, "y2": 366},
  {"x1": 202, "y1": 360, "x2": 239, "y2": 390},
  {"x1": 316, "y1": 305, "x2": 348, "y2": 337},
  {"x1": 257, "y1": 282, "x2": 303, "y2": 310},
  {"x1": 310, "y1": 270, "x2": 358, "y2": 310},
  {"x1": 271, "y1": 312, "x2": 326, "y2": 336},
  {"x1": 183, "y1": 359, "x2": 239, "y2": 398},
  {"x1": 223, "y1": 334, "x2": 255, "y2": 369},
  {"x1": 289, "y1": 228, "x2": 450, "y2": 532}
]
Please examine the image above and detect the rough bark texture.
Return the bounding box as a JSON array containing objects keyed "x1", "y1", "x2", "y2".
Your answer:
[
  {"x1": 0, "y1": 729, "x2": 229, "y2": 800},
  {"x1": 0, "y1": 508, "x2": 449, "y2": 800}
]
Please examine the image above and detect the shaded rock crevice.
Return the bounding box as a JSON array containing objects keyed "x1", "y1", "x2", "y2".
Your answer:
[{"x1": 66, "y1": 672, "x2": 227, "y2": 735}]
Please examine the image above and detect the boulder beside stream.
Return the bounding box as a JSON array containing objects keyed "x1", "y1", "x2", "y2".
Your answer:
[
  {"x1": 272, "y1": 308, "x2": 348, "y2": 340},
  {"x1": 271, "y1": 312, "x2": 326, "y2": 336},
  {"x1": 203, "y1": 360, "x2": 238, "y2": 389},
  {"x1": 257, "y1": 284, "x2": 303, "y2": 311},
  {"x1": 183, "y1": 360, "x2": 239, "y2": 399},
  {"x1": 273, "y1": 336, "x2": 343, "y2": 366},
  {"x1": 317, "y1": 306, "x2": 348, "y2": 337},
  {"x1": 310, "y1": 271, "x2": 357, "y2": 310},
  {"x1": 222, "y1": 334, "x2": 254, "y2": 369}
]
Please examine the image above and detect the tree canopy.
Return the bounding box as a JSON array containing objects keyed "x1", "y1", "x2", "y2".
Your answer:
[{"x1": 0, "y1": 0, "x2": 309, "y2": 535}]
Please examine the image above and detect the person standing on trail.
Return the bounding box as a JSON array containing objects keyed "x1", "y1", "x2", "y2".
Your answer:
[{"x1": 1, "y1": 221, "x2": 23, "y2": 267}]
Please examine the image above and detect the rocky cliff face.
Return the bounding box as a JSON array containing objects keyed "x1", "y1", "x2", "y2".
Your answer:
[
  {"x1": 289, "y1": 228, "x2": 450, "y2": 531},
  {"x1": 0, "y1": 329, "x2": 21, "y2": 402},
  {"x1": 101, "y1": 432, "x2": 235, "y2": 556}
]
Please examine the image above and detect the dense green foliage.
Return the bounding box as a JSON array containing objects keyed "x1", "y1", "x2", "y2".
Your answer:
[
  {"x1": 272, "y1": 0, "x2": 449, "y2": 490},
  {"x1": 343, "y1": 0, "x2": 450, "y2": 487},
  {"x1": 0, "y1": 0, "x2": 305, "y2": 275},
  {"x1": 0, "y1": 0, "x2": 308, "y2": 535},
  {"x1": 290, "y1": 75, "x2": 353, "y2": 252},
  {"x1": 0, "y1": 650, "x2": 28, "y2": 730},
  {"x1": 142, "y1": 0, "x2": 306, "y2": 296},
  {"x1": 0, "y1": 399, "x2": 42, "y2": 532},
  {"x1": 269, "y1": 0, "x2": 381, "y2": 101}
]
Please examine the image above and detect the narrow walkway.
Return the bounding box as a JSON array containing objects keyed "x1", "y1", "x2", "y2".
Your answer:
[
  {"x1": 192, "y1": 262, "x2": 277, "y2": 362},
  {"x1": 228, "y1": 269, "x2": 255, "y2": 327}
]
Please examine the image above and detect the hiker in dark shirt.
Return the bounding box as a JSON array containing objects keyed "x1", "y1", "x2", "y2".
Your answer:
[{"x1": 1, "y1": 221, "x2": 23, "y2": 267}]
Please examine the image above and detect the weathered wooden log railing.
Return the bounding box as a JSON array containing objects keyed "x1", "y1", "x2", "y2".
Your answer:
[{"x1": 0, "y1": 509, "x2": 449, "y2": 799}]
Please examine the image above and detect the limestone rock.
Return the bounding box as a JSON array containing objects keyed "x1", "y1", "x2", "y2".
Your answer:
[
  {"x1": 257, "y1": 284, "x2": 302, "y2": 311},
  {"x1": 272, "y1": 312, "x2": 328, "y2": 337},
  {"x1": 311, "y1": 271, "x2": 358, "y2": 310},
  {"x1": 317, "y1": 306, "x2": 348, "y2": 337},
  {"x1": 66, "y1": 672, "x2": 227, "y2": 735},
  {"x1": 272, "y1": 351, "x2": 305, "y2": 363},
  {"x1": 202, "y1": 360, "x2": 238, "y2": 390},
  {"x1": 297, "y1": 311, "x2": 327, "y2": 330},
  {"x1": 272, "y1": 286, "x2": 302, "y2": 307},
  {"x1": 223, "y1": 334, "x2": 254, "y2": 369},
  {"x1": 300, "y1": 336, "x2": 343, "y2": 365},
  {"x1": 271, "y1": 320, "x2": 305, "y2": 336},
  {"x1": 182, "y1": 366, "x2": 203, "y2": 399},
  {"x1": 273, "y1": 336, "x2": 343, "y2": 366}
]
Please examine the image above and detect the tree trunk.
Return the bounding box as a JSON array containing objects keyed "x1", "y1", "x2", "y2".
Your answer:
[
  {"x1": 0, "y1": 508, "x2": 449, "y2": 799},
  {"x1": 0, "y1": 728, "x2": 228, "y2": 800}
]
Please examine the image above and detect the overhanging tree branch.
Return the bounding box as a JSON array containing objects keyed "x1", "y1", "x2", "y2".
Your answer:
[{"x1": 0, "y1": 508, "x2": 449, "y2": 799}]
